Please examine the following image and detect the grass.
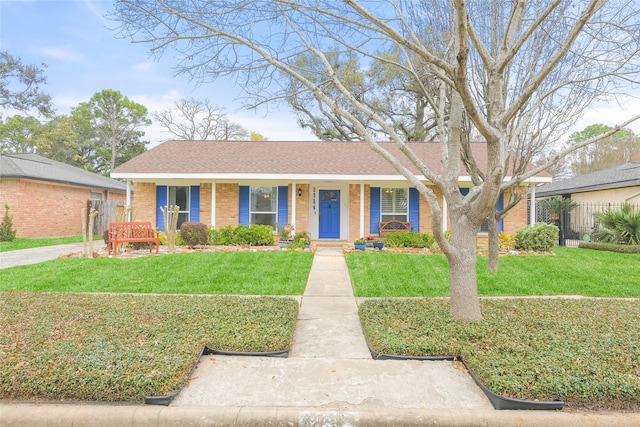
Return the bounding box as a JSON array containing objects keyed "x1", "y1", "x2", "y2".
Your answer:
[
  {"x1": 346, "y1": 247, "x2": 640, "y2": 297},
  {"x1": 359, "y1": 298, "x2": 640, "y2": 410},
  {"x1": 0, "y1": 291, "x2": 299, "y2": 402},
  {"x1": 0, "y1": 235, "x2": 98, "y2": 252},
  {"x1": 0, "y1": 251, "x2": 314, "y2": 295}
]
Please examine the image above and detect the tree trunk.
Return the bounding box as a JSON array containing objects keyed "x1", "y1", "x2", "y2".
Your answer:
[
  {"x1": 446, "y1": 221, "x2": 483, "y2": 321},
  {"x1": 487, "y1": 214, "x2": 500, "y2": 272}
]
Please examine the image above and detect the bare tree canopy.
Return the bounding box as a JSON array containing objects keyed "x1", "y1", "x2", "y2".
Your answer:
[
  {"x1": 113, "y1": 0, "x2": 640, "y2": 320},
  {"x1": 153, "y1": 98, "x2": 250, "y2": 140}
]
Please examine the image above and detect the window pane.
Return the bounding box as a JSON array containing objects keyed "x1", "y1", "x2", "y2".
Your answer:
[
  {"x1": 169, "y1": 186, "x2": 189, "y2": 210},
  {"x1": 251, "y1": 187, "x2": 277, "y2": 212},
  {"x1": 177, "y1": 212, "x2": 189, "y2": 229},
  {"x1": 251, "y1": 213, "x2": 277, "y2": 227},
  {"x1": 381, "y1": 188, "x2": 408, "y2": 215}
]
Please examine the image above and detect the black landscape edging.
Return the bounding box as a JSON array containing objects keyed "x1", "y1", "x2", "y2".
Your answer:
[
  {"x1": 366, "y1": 339, "x2": 564, "y2": 411},
  {"x1": 459, "y1": 357, "x2": 564, "y2": 411},
  {"x1": 144, "y1": 345, "x2": 289, "y2": 406}
]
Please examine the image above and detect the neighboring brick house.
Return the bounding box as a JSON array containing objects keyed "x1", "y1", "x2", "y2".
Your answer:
[
  {"x1": 0, "y1": 153, "x2": 127, "y2": 238},
  {"x1": 111, "y1": 141, "x2": 551, "y2": 242}
]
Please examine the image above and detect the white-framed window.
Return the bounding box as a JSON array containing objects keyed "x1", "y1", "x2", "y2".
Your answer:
[
  {"x1": 169, "y1": 186, "x2": 190, "y2": 228},
  {"x1": 250, "y1": 186, "x2": 277, "y2": 227},
  {"x1": 381, "y1": 188, "x2": 408, "y2": 222}
]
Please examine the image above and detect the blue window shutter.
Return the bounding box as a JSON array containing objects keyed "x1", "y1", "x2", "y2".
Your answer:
[
  {"x1": 459, "y1": 187, "x2": 470, "y2": 196},
  {"x1": 239, "y1": 186, "x2": 250, "y2": 226},
  {"x1": 277, "y1": 186, "x2": 288, "y2": 226},
  {"x1": 497, "y1": 192, "x2": 504, "y2": 232},
  {"x1": 190, "y1": 186, "x2": 200, "y2": 223},
  {"x1": 369, "y1": 187, "x2": 381, "y2": 234},
  {"x1": 156, "y1": 185, "x2": 168, "y2": 231},
  {"x1": 409, "y1": 188, "x2": 420, "y2": 232}
]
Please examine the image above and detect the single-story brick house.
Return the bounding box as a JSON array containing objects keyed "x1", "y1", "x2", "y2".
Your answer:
[
  {"x1": 111, "y1": 141, "x2": 551, "y2": 242},
  {"x1": 0, "y1": 153, "x2": 127, "y2": 238}
]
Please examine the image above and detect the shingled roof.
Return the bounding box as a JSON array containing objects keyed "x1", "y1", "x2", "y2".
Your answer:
[
  {"x1": 111, "y1": 140, "x2": 550, "y2": 181},
  {"x1": 1, "y1": 153, "x2": 127, "y2": 191},
  {"x1": 536, "y1": 163, "x2": 640, "y2": 197}
]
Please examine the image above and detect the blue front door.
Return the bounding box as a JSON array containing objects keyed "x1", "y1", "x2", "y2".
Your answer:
[{"x1": 319, "y1": 190, "x2": 340, "y2": 239}]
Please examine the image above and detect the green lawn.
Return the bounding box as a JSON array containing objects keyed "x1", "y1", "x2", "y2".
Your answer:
[
  {"x1": 0, "y1": 251, "x2": 314, "y2": 295},
  {"x1": 0, "y1": 235, "x2": 98, "y2": 252},
  {"x1": 346, "y1": 247, "x2": 640, "y2": 297}
]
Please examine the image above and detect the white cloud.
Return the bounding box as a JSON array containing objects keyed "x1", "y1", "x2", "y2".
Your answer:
[{"x1": 36, "y1": 46, "x2": 84, "y2": 62}]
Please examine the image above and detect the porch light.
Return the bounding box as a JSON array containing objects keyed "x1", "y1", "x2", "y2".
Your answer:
[{"x1": 298, "y1": 187, "x2": 303, "y2": 197}]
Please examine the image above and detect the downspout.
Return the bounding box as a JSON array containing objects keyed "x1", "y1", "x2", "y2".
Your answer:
[
  {"x1": 126, "y1": 179, "x2": 132, "y2": 222},
  {"x1": 360, "y1": 183, "x2": 365, "y2": 238},
  {"x1": 530, "y1": 183, "x2": 536, "y2": 225}
]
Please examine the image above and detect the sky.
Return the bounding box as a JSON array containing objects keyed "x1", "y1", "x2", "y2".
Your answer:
[
  {"x1": 0, "y1": 0, "x2": 318, "y2": 147},
  {"x1": 1, "y1": 0, "x2": 639, "y2": 149}
]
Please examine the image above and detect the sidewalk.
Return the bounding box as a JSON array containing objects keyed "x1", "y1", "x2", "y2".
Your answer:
[{"x1": 2, "y1": 246, "x2": 640, "y2": 426}]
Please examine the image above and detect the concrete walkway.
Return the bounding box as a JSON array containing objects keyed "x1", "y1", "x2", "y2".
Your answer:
[{"x1": 2, "y1": 246, "x2": 640, "y2": 426}]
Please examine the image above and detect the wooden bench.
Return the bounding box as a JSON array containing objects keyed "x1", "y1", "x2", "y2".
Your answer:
[
  {"x1": 108, "y1": 222, "x2": 159, "y2": 255},
  {"x1": 378, "y1": 220, "x2": 412, "y2": 236}
]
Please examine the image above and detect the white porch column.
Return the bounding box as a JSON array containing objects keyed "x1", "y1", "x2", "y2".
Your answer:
[
  {"x1": 291, "y1": 182, "x2": 297, "y2": 233},
  {"x1": 211, "y1": 183, "x2": 216, "y2": 229},
  {"x1": 126, "y1": 179, "x2": 132, "y2": 221},
  {"x1": 529, "y1": 183, "x2": 536, "y2": 225},
  {"x1": 359, "y1": 183, "x2": 365, "y2": 238}
]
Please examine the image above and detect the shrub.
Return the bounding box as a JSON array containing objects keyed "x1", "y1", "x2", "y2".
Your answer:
[
  {"x1": 385, "y1": 232, "x2": 435, "y2": 248},
  {"x1": 214, "y1": 226, "x2": 235, "y2": 245},
  {"x1": 515, "y1": 222, "x2": 558, "y2": 252},
  {"x1": 289, "y1": 230, "x2": 311, "y2": 249},
  {"x1": 498, "y1": 232, "x2": 516, "y2": 251},
  {"x1": 592, "y1": 204, "x2": 640, "y2": 245},
  {"x1": 180, "y1": 222, "x2": 209, "y2": 248},
  {"x1": 0, "y1": 204, "x2": 17, "y2": 242}
]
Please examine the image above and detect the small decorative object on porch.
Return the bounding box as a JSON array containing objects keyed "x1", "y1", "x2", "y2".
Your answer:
[
  {"x1": 278, "y1": 224, "x2": 293, "y2": 248},
  {"x1": 373, "y1": 239, "x2": 384, "y2": 250},
  {"x1": 354, "y1": 237, "x2": 366, "y2": 251}
]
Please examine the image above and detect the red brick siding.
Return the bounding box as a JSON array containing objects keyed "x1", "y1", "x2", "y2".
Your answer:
[
  {"x1": 216, "y1": 183, "x2": 239, "y2": 228},
  {"x1": 1, "y1": 178, "x2": 125, "y2": 238}
]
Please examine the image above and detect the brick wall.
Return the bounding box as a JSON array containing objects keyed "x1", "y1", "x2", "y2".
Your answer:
[
  {"x1": 502, "y1": 187, "x2": 527, "y2": 235},
  {"x1": 1, "y1": 178, "x2": 126, "y2": 238},
  {"x1": 132, "y1": 182, "x2": 156, "y2": 224},
  {"x1": 348, "y1": 184, "x2": 362, "y2": 241},
  {"x1": 294, "y1": 184, "x2": 310, "y2": 234},
  {"x1": 216, "y1": 183, "x2": 239, "y2": 228},
  {"x1": 199, "y1": 183, "x2": 212, "y2": 225}
]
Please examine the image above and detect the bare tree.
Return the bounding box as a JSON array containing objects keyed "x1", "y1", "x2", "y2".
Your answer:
[
  {"x1": 153, "y1": 98, "x2": 250, "y2": 140},
  {"x1": 113, "y1": 0, "x2": 640, "y2": 320}
]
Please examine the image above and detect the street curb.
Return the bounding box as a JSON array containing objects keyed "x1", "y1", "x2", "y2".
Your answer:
[{"x1": 2, "y1": 403, "x2": 640, "y2": 426}]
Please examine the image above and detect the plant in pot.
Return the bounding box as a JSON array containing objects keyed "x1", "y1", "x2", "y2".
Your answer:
[
  {"x1": 278, "y1": 224, "x2": 292, "y2": 248},
  {"x1": 354, "y1": 237, "x2": 366, "y2": 251},
  {"x1": 373, "y1": 238, "x2": 384, "y2": 250}
]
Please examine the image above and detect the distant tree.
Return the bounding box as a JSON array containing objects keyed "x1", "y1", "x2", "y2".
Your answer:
[
  {"x1": 565, "y1": 124, "x2": 640, "y2": 176},
  {"x1": 0, "y1": 51, "x2": 53, "y2": 117},
  {"x1": 153, "y1": 98, "x2": 249, "y2": 140},
  {"x1": 34, "y1": 115, "x2": 82, "y2": 166},
  {"x1": 71, "y1": 89, "x2": 150, "y2": 174},
  {"x1": 0, "y1": 115, "x2": 41, "y2": 153},
  {"x1": 250, "y1": 131, "x2": 268, "y2": 141}
]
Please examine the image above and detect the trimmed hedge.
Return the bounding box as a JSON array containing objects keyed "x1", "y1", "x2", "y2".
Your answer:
[
  {"x1": 384, "y1": 232, "x2": 435, "y2": 248},
  {"x1": 515, "y1": 222, "x2": 558, "y2": 252},
  {"x1": 180, "y1": 222, "x2": 209, "y2": 248},
  {"x1": 578, "y1": 241, "x2": 640, "y2": 254},
  {"x1": 209, "y1": 225, "x2": 275, "y2": 246}
]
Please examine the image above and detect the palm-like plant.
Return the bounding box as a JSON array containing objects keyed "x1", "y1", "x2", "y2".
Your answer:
[
  {"x1": 592, "y1": 204, "x2": 640, "y2": 245},
  {"x1": 539, "y1": 196, "x2": 578, "y2": 220}
]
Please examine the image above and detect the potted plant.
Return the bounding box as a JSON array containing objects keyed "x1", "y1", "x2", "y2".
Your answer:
[
  {"x1": 365, "y1": 235, "x2": 376, "y2": 247},
  {"x1": 278, "y1": 224, "x2": 292, "y2": 248},
  {"x1": 354, "y1": 237, "x2": 366, "y2": 251},
  {"x1": 373, "y1": 238, "x2": 384, "y2": 250}
]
